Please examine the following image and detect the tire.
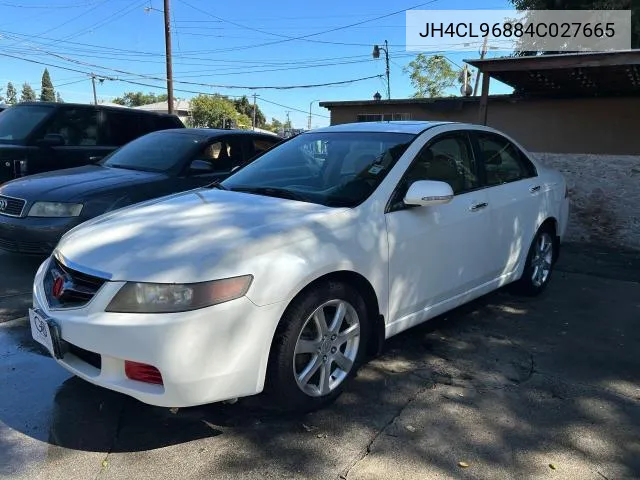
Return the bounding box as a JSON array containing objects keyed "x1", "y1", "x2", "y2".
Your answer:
[
  {"x1": 266, "y1": 281, "x2": 369, "y2": 412},
  {"x1": 514, "y1": 226, "x2": 556, "y2": 296}
]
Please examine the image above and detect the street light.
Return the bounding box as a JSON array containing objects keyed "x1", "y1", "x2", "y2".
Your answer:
[
  {"x1": 372, "y1": 40, "x2": 390, "y2": 100},
  {"x1": 308, "y1": 99, "x2": 321, "y2": 130}
]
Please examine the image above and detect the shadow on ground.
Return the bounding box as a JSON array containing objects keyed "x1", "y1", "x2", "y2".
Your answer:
[{"x1": 1, "y1": 249, "x2": 639, "y2": 479}]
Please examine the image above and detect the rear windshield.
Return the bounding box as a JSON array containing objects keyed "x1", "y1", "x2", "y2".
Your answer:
[{"x1": 0, "y1": 105, "x2": 54, "y2": 143}]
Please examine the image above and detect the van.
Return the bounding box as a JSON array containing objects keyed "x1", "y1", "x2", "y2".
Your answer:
[{"x1": 0, "y1": 102, "x2": 184, "y2": 183}]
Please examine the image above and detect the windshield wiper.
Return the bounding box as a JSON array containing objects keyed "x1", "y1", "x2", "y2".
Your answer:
[
  {"x1": 204, "y1": 180, "x2": 228, "y2": 190},
  {"x1": 230, "y1": 186, "x2": 308, "y2": 202}
]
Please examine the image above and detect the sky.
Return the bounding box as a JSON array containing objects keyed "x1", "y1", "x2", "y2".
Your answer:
[{"x1": 0, "y1": 0, "x2": 513, "y2": 128}]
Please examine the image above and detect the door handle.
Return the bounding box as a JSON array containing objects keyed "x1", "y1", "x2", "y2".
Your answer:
[
  {"x1": 469, "y1": 202, "x2": 488, "y2": 212},
  {"x1": 529, "y1": 185, "x2": 541, "y2": 193}
]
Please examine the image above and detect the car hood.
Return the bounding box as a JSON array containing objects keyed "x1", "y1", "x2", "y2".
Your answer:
[
  {"x1": 0, "y1": 165, "x2": 164, "y2": 201},
  {"x1": 56, "y1": 189, "x2": 347, "y2": 283}
]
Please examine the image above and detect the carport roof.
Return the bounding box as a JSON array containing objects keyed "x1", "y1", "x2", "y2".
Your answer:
[{"x1": 465, "y1": 50, "x2": 640, "y2": 97}]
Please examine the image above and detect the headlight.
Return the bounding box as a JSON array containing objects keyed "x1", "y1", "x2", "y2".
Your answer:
[
  {"x1": 105, "y1": 275, "x2": 253, "y2": 313},
  {"x1": 28, "y1": 202, "x2": 83, "y2": 217}
]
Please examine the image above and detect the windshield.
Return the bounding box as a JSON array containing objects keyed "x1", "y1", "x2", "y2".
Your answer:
[
  {"x1": 222, "y1": 131, "x2": 415, "y2": 207},
  {"x1": 103, "y1": 131, "x2": 204, "y2": 172},
  {"x1": 0, "y1": 105, "x2": 54, "y2": 143}
]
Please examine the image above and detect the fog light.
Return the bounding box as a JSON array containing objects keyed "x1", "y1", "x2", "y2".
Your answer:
[{"x1": 125, "y1": 360, "x2": 163, "y2": 385}]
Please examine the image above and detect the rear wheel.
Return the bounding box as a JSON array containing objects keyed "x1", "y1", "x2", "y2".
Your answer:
[
  {"x1": 266, "y1": 281, "x2": 368, "y2": 412},
  {"x1": 514, "y1": 227, "x2": 556, "y2": 296}
]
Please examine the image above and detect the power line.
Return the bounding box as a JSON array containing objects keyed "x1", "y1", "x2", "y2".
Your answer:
[
  {"x1": 0, "y1": 1, "x2": 105, "y2": 8},
  {"x1": 177, "y1": 0, "x2": 442, "y2": 53},
  {"x1": 260, "y1": 97, "x2": 329, "y2": 119},
  {"x1": 1, "y1": 48, "x2": 383, "y2": 91}
]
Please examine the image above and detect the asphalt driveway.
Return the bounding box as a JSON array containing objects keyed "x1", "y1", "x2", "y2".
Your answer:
[{"x1": 1, "y1": 246, "x2": 639, "y2": 480}]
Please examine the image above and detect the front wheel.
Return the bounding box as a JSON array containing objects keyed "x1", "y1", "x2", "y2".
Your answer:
[
  {"x1": 514, "y1": 227, "x2": 556, "y2": 296},
  {"x1": 266, "y1": 281, "x2": 369, "y2": 412}
]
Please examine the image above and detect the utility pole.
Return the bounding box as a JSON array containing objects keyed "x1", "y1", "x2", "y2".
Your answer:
[
  {"x1": 163, "y1": 0, "x2": 175, "y2": 114},
  {"x1": 384, "y1": 40, "x2": 390, "y2": 100},
  {"x1": 90, "y1": 73, "x2": 97, "y2": 105},
  {"x1": 252, "y1": 93, "x2": 258, "y2": 130},
  {"x1": 473, "y1": 36, "x2": 489, "y2": 96},
  {"x1": 308, "y1": 100, "x2": 320, "y2": 130},
  {"x1": 285, "y1": 111, "x2": 291, "y2": 128}
]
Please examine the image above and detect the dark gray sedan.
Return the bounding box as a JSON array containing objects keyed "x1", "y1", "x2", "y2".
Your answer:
[{"x1": 0, "y1": 128, "x2": 281, "y2": 254}]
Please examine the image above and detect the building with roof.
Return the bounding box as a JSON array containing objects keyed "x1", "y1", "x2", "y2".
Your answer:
[
  {"x1": 134, "y1": 99, "x2": 192, "y2": 124},
  {"x1": 320, "y1": 51, "x2": 640, "y2": 251}
]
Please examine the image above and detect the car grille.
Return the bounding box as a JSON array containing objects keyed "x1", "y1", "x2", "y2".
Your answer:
[
  {"x1": 0, "y1": 237, "x2": 55, "y2": 255},
  {"x1": 45, "y1": 257, "x2": 107, "y2": 308},
  {"x1": 0, "y1": 195, "x2": 26, "y2": 217}
]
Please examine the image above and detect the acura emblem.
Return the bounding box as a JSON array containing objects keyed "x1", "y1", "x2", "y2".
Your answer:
[{"x1": 0, "y1": 199, "x2": 7, "y2": 211}]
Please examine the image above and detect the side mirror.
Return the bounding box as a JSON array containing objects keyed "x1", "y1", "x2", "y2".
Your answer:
[
  {"x1": 37, "y1": 134, "x2": 66, "y2": 147},
  {"x1": 188, "y1": 159, "x2": 214, "y2": 175},
  {"x1": 403, "y1": 180, "x2": 454, "y2": 207}
]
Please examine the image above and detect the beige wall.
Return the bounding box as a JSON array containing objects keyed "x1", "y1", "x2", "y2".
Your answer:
[
  {"x1": 326, "y1": 96, "x2": 640, "y2": 156},
  {"x1": 325, "y1": 97, "x2": 640, "y2": 250}
]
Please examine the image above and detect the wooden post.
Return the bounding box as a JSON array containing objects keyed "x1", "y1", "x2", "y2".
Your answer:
[{"x1": 478, "y1": 72, "x2": 490, "y2": 125}]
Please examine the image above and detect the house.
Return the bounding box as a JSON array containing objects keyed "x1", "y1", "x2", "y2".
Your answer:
[
  {"x1": 320, "y1": 51, "x2": 640, "y2": 251},
  {"x1": 133, "y1": 99, "x2": 192, "y2": 124}
]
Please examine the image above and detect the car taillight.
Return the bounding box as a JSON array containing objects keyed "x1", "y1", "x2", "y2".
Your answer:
[{"x1": 125, "y1": 360, "x2": 163, "y2": 385}]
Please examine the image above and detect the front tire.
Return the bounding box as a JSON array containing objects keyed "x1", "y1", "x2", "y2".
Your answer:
[
  {"x1": 266, "y1": 281, "x2": 369, "y2": 412},
  {"x1": 514, "y1": 226, "x2": 556, "y2": 296}
]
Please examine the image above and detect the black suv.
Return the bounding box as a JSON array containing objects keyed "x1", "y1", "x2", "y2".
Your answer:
[{"x1": 0, "y1": 102, "x2": 184, "y2": 184}]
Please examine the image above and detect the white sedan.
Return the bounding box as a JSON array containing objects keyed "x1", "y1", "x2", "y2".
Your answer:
[{"x1": 30, "y1": 121, "x2": 569, "y2": 410}]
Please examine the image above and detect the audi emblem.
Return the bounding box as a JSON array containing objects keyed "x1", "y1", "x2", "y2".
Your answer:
[{"x1": 0, "y1": 199, "x2": 7, "y2": 211}]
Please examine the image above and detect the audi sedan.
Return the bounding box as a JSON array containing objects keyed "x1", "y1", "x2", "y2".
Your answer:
[
  {"x1": 30, "y1": 121, "x2": 569, "y2": 411},
  {"x1": 0, "y1": 128, "x2": 280, "y2": 254}
]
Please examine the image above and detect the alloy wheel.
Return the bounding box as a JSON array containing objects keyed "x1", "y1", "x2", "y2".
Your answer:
[
  {"x1": 531, "y1": 232, "x2": 554, "y2": 287},
  {"x1": 293, "y1": 299, "x2": 361, "y2": 397}
]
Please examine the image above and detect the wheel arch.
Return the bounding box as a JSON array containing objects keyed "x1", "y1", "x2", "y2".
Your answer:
[
  {"x1": 537, "y1": 216, "x2": 560, "y2": 263},
  {"x1": 269, "y1": 270, "x2": 386, "y2": 361}
]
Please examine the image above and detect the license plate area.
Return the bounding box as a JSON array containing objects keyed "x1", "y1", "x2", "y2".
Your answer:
[{"x1": 29, "y1": 308, "x2": 63, "y2": 359}]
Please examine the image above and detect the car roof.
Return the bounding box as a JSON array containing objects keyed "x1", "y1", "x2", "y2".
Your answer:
[
  {"x1": 310, "y1": 121, "x2": 450, "y2": 135},
  {"x1": 149, "y1": 128, "x2": 280, "y2": 139},
  {"x1": 14, "y1": 102, "x2": 178, "y2": 117}
]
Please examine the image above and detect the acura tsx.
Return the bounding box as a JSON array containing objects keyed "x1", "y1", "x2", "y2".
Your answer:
[{"x1": 30, "y1": 121, "x2": 569, "y2": 411}]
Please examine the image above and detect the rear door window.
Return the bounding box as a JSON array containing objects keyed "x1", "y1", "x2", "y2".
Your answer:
[
  {"x1": 250, "y1": 136, "x2": 281, "y2": 157},
  {"x1": 103, "y1": 111, "x2": 143, "y2": 146},
  {"x1": 41, "y1": 107, "x2": 102, "y2": 146},
  {"x1": 475, "y1": 132, "x2": 537, "y2": 186}
]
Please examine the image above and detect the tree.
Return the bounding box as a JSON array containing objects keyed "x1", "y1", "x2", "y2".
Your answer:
[
  {"x1": 6, "y1": 82, "x2": 17, "y2": 105},
  {"x1": 40, "y1": 68, "x2": 55, "y2": 102},
  {"x1": 20, "y1": 83, "x2": 36, "y2": 102},
  {"x1": 189, "y1": 94, "x2": 252, "y2": 129},
  {"x1": 404, "y1": 54, "x2": 457, "y2": 98},
  {"x1": 264, "y1": 117, "x2": 284, "y2": 133},
  {"x1": 0, "y1": 86, "x2": 3, "y2": 103},
  {"x1": 56, "y1": 92, "x2": 64, "y2": 103},
  {"x1": 233, "y1": 95, "x2": 266, "y2": 127},
  {"x1": 112, "y1": 91, "x2": 168, "y2": 107},
  {"x1": 509, "y1": 0, "x2": 639, "y2": 52}
]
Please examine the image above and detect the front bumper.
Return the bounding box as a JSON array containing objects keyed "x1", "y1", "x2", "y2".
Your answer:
[
  {"x1": 0, "y1": 214, "x2": 82, "y2": 255},
  {"x1": 33, "y1": 257, "x2": 285, "y2": 407}
]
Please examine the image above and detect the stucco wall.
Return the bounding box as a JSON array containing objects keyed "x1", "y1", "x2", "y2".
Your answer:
[{"x1": 533, "y1": 153, "x2": 640, "y2": 251}]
